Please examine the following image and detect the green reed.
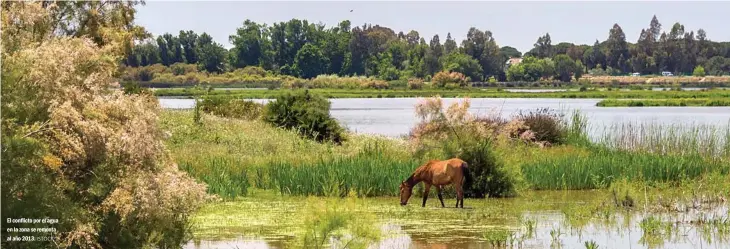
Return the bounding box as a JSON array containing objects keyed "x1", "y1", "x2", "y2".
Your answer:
[
  {"x1": 597, "y1": 98, "x2": 730, "y2": 107},
  {"x1": 269, "y1": 152, "x2": 420, "y2": 197},
  {"x1": 521, "y1": 148, "x2": 729, "y2": 190},
  {"x1": 597, "y1": 122, "x2": 730, "y2": 159},
  {"x1": 178, "y1": 155, "x2": 250, "y2": 200}
]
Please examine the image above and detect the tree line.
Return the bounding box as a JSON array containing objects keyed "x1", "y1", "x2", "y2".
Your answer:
[{"x1": 125, "y1": 15, "x2": 730, "y2": 82}]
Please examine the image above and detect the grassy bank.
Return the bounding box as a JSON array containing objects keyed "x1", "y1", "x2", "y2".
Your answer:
[
  {"x1": 161, "y1": 109, "x2": 730, "y2": 200},
  {"x1": 155, "y1": 88, "x2": 730, "y2": 99},
  {"x1": 597, "y1": 98, "x2": 730, "y2": 107}
]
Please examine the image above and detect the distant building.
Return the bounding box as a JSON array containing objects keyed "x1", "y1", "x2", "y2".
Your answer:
[
  {"x1": 506, "y1": 57, "x2": 523, "y2": 66},
  {"x1": 504, "y1": 57, "x2": 523, "y2": 71}
]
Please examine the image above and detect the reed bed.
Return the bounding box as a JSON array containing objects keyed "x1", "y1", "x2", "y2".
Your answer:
[
  {"x1": 162, "y1": 107, "x2": 730, "y2": 198},
  {"x1": 269, "y1": 152, "x2": 419, "y2": 197},
  {"x1": 597, "y1": 98, "x2": 730, "y2": 107},
  {"x1": 586, "y1": 75, "x2": 730, "y2": 85},
  {"x1": 154, "y1": 88, "x2": 730, "y2": 99},
  {"x1": 160, "y1": 110, "x2": 411, "y2": 199},
  {"x1": 596, "y1": 122, "x2": 730, "y2": 159},
  {"x1": 522, "y1": 148, "x2": 729, "y2": 190}
]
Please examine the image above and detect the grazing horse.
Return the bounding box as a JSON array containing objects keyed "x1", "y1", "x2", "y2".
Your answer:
[{"x1": 399, "y1": 158, "x2": 470, "y2": 208}]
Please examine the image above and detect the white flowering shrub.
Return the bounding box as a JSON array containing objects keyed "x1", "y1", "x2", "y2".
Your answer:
[{"x1": 1, "y1": 2, "x2": 208, "y2": 248}]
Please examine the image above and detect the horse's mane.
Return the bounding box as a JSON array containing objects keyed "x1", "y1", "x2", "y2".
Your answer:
[{"x1": 405, "y1": 160, "x2": 438, "y2": 186}]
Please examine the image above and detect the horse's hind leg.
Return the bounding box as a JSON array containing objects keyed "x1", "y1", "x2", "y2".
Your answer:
[
  {"x1": 436, "y1": 186, "x2": 445, "y2": 208},
  {"x1": 455, "y1": 184, "x2": 464, "y2": 208},
  {"x1": 422, "y1": 183, "x2": 431, "y2": 207}
]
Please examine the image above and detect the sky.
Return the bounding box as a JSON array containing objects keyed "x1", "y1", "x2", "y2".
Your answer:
[{"x1": 136, "y1": 1, "x2": 730, "y2": 54}]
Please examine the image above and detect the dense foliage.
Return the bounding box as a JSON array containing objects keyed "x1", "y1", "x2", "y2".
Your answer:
[
  {"x1": 264, "y1": 90, "x2": 346, "y2": 144},
  {"x1": 125, "y1": 15, "x2": 730, "y2": 83},
  {"x1": 1, "y1": 2, "x2": 207, "y2": 248}
]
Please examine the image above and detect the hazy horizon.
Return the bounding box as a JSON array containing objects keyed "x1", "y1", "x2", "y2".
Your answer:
[{"x1": 136, "y1": 1, "x2": 730, "y2": 53}]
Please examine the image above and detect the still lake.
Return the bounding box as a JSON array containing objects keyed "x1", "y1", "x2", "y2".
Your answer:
[{"x1": 159, "y1": 97, "x2": 730, "y2": 139}]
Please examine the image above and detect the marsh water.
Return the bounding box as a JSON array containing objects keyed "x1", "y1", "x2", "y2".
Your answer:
[
  {"x1": 162, "y1": 96, "x2": 730, "y2": 248},
  {"x1": 183, "y1": 191, "x2": 730, "y2": 249},
  {"x1": 159, "y1": 97, "x2": 730, "y2": 139}
]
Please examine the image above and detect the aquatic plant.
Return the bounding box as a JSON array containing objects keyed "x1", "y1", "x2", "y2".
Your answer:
[
  {"x1": 584, "y1": 240, "x2": 599, "y2": 249},
  {"x1": 295, "y1": 198, "x2": 381, "y2": 249},
  {"x1": 550, "y1": 227, "x2": 564, "y2": 247},
  {"x1": 483, "y1": 229, "x2": 516, "y2": 248}
]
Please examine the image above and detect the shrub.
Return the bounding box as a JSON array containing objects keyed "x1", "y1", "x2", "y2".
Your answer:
[
  {"x1": 198, "y1": 96, "x2": 263, "y2": 120},
  {"x1": 693, "y1": 65, "x2": 706, "y2": 77},
  {"x1": 264, "y1": 90, "x2": 346, "y2": 144},
  {"x1": 240, "y1": 66, "x2": 267, "y2": 77},
  {"x1": 459, "y1": 139, "x2": 516, "y2": 198},
  {"x1": 121, "y1": 81, "x2": 152, "y2": 95},
  {"x1": 409, "y1": 97, "x2": 516, "y2": 197},
  {"x1": 170, "y1": 63, "x2": 198, "y2": 76},
  {"x1": 432, "y1": 71, "x2": 469, "y2": 88},
  {"x1": 1, "y1": 4, "x2": 207, "y2": 248},
  {"x1": 514, "y1": 108, "x2": 567, "y2": 145},
  {"x1": 407, "y1": 78, "x2": 424, "y2": 90}
]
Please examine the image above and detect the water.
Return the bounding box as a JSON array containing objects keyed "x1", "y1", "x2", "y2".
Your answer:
[
  {"x1": 159, "y1": 98, "x2": 730, "y2": 139},
  {"x1": 183, "y1": 191, "x2": 730, "y2": 249}
]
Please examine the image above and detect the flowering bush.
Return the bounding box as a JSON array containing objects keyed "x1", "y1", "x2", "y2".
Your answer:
[
  {"x1": 407, "y1": 77, "x2": 425, "y2": 89},
  {"x1": 1, "y1": 3, "x2": 208, "y2": 248},
  {"x1": 432, "y1": 71, "x2": 470, "y2": 88}
]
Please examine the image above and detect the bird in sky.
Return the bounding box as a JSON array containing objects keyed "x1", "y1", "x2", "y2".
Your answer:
[{"x1": 350, "y1": 9, "x2": 353, "y2": 12}]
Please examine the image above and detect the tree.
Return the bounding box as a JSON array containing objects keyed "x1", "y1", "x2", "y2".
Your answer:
[
  {"x1": 295, "y1": 43, "x2": 329, "y2": 78},
  {"x1": 553, "y1": 54, "x2": 578, "y2": 82},
  {"x1": 197, "y1": 33, "x2": 227, "y2": 73},
  {"x1": 605, "y1": 24, "x2": 630, "y2": 73},
  {"x1": 705, "y1": 56, "x2": 730, "y2": 76},
  {"x1": 500, "y1": 46, "x2": 522, "y2": 58},
  {"x1": 444, "y1": 33, "x2": 457, "y2": 55},
  {"x1": 179, "y1": 30, "x2": 199, "y2": 64},
  {"x1": 440, "y1": 52, "x2": 483, "y2": 81},
  {"x1": 461, "y1": 28, "x2": 501, "y2": 80},
  {"x1": 229, "y1": 20, "x2": 265, "y2": 68},
  {"x1": 425, "y1": 34, "x2": 444, "y2": 75},
  {"x1": 533, "y1": 33, "x2": 553, "y2": 58},
  {"x1": 156, "y1": 36, "x2": 171, "y2": 65}
]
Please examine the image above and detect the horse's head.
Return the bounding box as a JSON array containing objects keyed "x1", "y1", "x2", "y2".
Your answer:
[{"x1": 399, "y1": 181, "x2": 413, "y2": 206}]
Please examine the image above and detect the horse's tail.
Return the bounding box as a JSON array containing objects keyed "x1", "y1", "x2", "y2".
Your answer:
[{"x1": 461, "y1": 161, "x2": 472, "y2": 189}]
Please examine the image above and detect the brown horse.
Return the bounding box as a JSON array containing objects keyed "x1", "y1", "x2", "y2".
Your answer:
[{"x1": 399, "y1": 158, "x2": 470, "y2": 208}]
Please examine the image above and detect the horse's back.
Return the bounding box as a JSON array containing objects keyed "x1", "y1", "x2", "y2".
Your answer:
[{"x1": 429, "y1": 158, "x2": 466, "y2": 185}]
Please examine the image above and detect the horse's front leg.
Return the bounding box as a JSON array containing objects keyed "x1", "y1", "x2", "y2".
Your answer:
[
  {"x1": 436, "y1": 185, "x2": 445, "y2": 208},
  {"x1": 422, "y1": 183, "x2": 431, "y2": 207}
]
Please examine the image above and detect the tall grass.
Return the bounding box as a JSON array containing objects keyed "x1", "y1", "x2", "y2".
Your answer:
[
  {"x1": 178, "y1": 155, "x2": 250, "y2": 199},
  {"x1": 522, "y1": 148, "x2": 729, "y2": 190},
  {"x1": 597, "y1": 122, "x2": 730, "y2": 159},
  {"x1": 269, "y1": 144, "x2": 419, "y2": 197}
]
